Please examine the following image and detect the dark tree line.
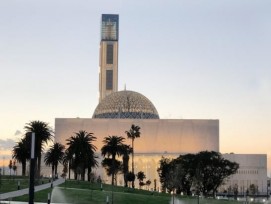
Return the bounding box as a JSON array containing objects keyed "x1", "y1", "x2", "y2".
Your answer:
[
  {"x1": 157, "y1": 151, "x2": 239, "y2": 197},
  {"x1": 12, "y1": 121, "x2": 53, "y2": 177},
  {"x1": 12, "y1": 120, "x2": 140, "y2": 187}
]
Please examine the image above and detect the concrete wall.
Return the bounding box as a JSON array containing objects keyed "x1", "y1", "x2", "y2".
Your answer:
[
  {"x1": 55, "y1": 118, "x2": 219, "y2": 188},
  {"x1": 55, "y1": 118, "x2": 219, "y2": 154},
  {"x1": 220, "y1": 154, "x2": 267, "y2": 194}
]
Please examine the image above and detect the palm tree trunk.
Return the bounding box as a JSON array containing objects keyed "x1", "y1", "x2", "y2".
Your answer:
[
  {"x1": 112, "y1": 154, "x2": 116, "y2": 185},
  {"x1": 87, "y1": 167, "x2": 91, "y2": 182},
  {"x1": 132, "y1": 139, "x2": 135, "y2": 188},
  {"x1": 68, "y1": 162, "x2": 71, "y2": 179},
  {"x1": 55, "y1": 164, "x2": 58, "y2": 177},
  {"x1": 22, "y1": 161, "x2": 26, "y2": 176},
  {"x1": 81, "y1": 168, "x2": 85, "y2": 181},
  {"x1": 123, "y1": 154, "x2": 129, "y2": 187},
  {"x1": 52, "y1": 166, "x2": 54, "y2": 179},
  {"x1": 37, "y1": 155, "x2": 41, "y2": 178}
]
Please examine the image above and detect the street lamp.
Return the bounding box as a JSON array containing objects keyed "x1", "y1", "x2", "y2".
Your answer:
[{"x1": 0, "y1": 168, "x2": 2, "y2": 188}]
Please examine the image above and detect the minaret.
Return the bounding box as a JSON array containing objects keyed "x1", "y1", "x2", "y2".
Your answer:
[{"x1": 99, "y1": 14, "x2": 119, "y2": 102}]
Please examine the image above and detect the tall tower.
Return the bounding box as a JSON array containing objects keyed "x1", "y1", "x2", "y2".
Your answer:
[{"x1": 99, "y1": 14, "x2": 119, "y2": 102}]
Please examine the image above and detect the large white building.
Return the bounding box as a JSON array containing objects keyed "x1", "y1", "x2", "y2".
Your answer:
[
  {"x1": 53, "y1": 14, "x2": 268, "y2": 192},
  {"x1": 55, "y1": 117, "x2": 219, "y2": 187},
  {"x1": 54, "y1": 14, "x2": 219, "y2": 187}
]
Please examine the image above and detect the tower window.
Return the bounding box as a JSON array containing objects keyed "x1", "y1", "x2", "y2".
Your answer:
[
  {"x1": 106, "y1": 70, "x2": 113, "y2": 90},
  {"x1": 106, "y1": 44, "x2": 113, "y2": 64}
]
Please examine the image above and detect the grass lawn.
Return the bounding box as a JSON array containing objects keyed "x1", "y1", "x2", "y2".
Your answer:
[
  {"x1": 0, "y1": 175, "x2": 51, "y2": 194},
  {"x1": 2, "y1": 177, "x2": 265, "y2": 204}
]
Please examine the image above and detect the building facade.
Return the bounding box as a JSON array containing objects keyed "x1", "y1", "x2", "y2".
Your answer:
[
  {"x1": 52, "y1": 14, "x2": 268, "y2": 192},
  {"x1": 220, "y1": 154, "x2": 268, "y2": 195},
  {"x1": 55, "y1": 118, "x2": 219, "y2": 187}
]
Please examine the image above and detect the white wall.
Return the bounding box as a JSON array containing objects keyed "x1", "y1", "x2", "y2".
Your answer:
[
  {"x1": 55, "y1": 118, "x2": 219, "y2": 154},
  {"x1": 221, "y1": 154, "x2": 267, "y2": 194}
]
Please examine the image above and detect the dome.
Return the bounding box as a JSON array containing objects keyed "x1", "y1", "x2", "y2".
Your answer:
[{"x1": 92, "y1": 90, "x2": 159, "y2": 119}]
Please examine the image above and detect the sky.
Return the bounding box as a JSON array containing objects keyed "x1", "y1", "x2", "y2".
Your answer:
[{"x1": 0, "y1": 0, "x2": 271, "y2": 172}]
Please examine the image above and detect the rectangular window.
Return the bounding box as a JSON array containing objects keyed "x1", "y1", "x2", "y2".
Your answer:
[
  {"x1": 106, "y1": 70, "x2": 113, "y2": 90},
  {"x1": 106, "y1": 44, "x2": 113, "y2": 64}
]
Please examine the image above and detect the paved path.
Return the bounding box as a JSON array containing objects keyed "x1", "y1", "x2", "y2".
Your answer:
[{"x1": 0, "y1": 178, "x2": 65, "y2": 200}]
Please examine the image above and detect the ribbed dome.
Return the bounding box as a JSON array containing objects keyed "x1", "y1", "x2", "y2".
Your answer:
[{"x1": 92, "y1": 90, "x2": 159, "y2": 119}]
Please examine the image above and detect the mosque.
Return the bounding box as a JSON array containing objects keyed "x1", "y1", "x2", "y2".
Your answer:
[{"x1": 55, "y1": 14, "x2": 267, "y2": 193}]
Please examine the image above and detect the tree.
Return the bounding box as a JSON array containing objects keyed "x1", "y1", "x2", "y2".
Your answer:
[
  {"x1": 146, "y1": 179, "x2": 151, "y2": 190},
  {"x1": 233, "y1": 184, "x2": 238, "y2": 200},
  {"x1": 101, "y1": 158, "x2": 122, "y2": 184},
  {"x1": 63, "y1": 149, "x2": 73, "y2": 180},
  {"x1": 66, "y1": 130, "x2": 97, "y2": 181},
  {"x1": 249, "y1": 184, "x2": 257, "y2": 198},
  {"x1": 126, "y1": 171, "x2": 135, "y2": 187},
  {"x1": 44, "y1": 142, "x2": 65, "y2": 178},
  {"x1": 157, "y1": 151, "x2": 239, "y2": 197},
  {"x1": 174, "y1": 154, "x2": 196, "y2": 195},
  {"x1": 61, "y1": 162, "x2": 68, "y2": 178},
  {"x1": 101, "y1": 135, "x2": 126, "y2": 185},
  {"x1": 8, "y1": 160, "x2": 12, "y2": 176},
  {"x1": 136, "y1": 171, "x2": 146, "y2": 189},
  {"x1": 12, "y1": 137, "x2": 30, "y2": 176},
  {"x1": 121, "y1": 144, "x2": 133, "y2": 187},
  {"x1": 154, "y1": 179, "x2": 157, "y2": 191},
  {"x1": 24, "y1": 120, "x2": 53, "y2": 177},
  {"x1": 12, "y1": 161, "x2": 17, "y2": 176},
  {"x1": 157, "y1": 157, "x2": 174, "y2": 192},
  {"x1": 193, "y1": 151, "x2": 239, "y2": 197},
  {"x1": 125, "y1": 124, "x2": 141, "y2": 188}
]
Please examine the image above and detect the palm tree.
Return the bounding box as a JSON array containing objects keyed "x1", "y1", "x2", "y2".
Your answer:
[
  {"x1": 12, "y1": 137, "x2": 30, "y2": 176},
  {"x1": 44, "y1": 142, "x2": 65, "y2": 178},
  {"x1": 136, "y1": 171, "x2": 146, "y2": 189},
  {"x1": 121, "y1": 144, "x2": 133, "y2": 187},
  {"x1": 24, "y1": 120, "x2": 53, "y2": 177},
  {"x1": 12, "y1": 161, "x2": 17, "y2": 176},
  {"x1": 125, "y1": 124, "x2": 141, "y2": 188},
  {"x1": 8, "y1": 160, "x2": 12, "y2": 176},
  {"x1": 66, "y1": 130, "x2": 97, "y2": 181},
  {"x1": 145, "y1": 179, "x2": 151, "y2": 190},
  {"x1": 126, "y1": 171, "x2": 135, "y2": 187},
  {"x1": 101, "y1": 158, "x2": 122, "y2": 184},
  {"x1": 63, "y1": 149, "x2": 73, "y2": 180},
  {"x1": 101, "y1": 135, "x2": 126, "y2": 185}
]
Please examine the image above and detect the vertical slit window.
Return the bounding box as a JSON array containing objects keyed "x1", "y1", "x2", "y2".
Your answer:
[
  {"x1": 106, "y1": 44, "x2": 113, "y2": 64},
  {"x1": 106, "y1": 70, "x2": 113, "y2": 90}
]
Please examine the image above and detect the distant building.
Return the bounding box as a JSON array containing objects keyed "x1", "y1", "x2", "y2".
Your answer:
[{"x1": 219, "y1": 154, "x2": 268, "y2": 195}]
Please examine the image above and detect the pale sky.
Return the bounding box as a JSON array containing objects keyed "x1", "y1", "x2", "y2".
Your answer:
[{"x1": 0, "y1": 0, "x2": 271, "y2": 172}]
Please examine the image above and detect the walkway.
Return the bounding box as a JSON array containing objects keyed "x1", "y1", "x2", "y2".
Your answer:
[{"x1": 0, "y1": 178, "x2": 65, "y2": 200}]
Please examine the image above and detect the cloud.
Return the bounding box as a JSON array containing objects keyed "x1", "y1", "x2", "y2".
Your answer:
[
  {"x1": 14, "y1": 130, "x2": 22, "y2": 136},
  {"x1": 0, "y1": 139, "x2": 16, "y2": 150}
]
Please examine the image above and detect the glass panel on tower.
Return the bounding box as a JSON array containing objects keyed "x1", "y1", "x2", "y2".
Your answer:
[{"x1": 101, "y1": 14, "x2": 119, "y2": 41}]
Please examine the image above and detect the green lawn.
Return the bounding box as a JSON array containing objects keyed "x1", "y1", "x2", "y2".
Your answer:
[
  {"x1": 0, "y1": 175, "x2": 51, "y2": 194},
  {"x1": 1, "y1": 177, "x2": 265, "y2": 204}
]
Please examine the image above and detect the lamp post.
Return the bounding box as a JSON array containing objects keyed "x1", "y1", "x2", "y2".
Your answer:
[
  {"x1": 0, "y1": 168, "x2": 2, "y2": 189},
  {"x1": 29, "y1": 132, "x2": 35, "y2": 204},
  {"x1": 197, "y1": 191, "x2": 200, "y2": 204},
  {"x1": 111, "y1": 182, "x2": 114, "y2": 204},
  {"x1": 2, "y1": 156, "x2": 5, "y2": 176}
]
